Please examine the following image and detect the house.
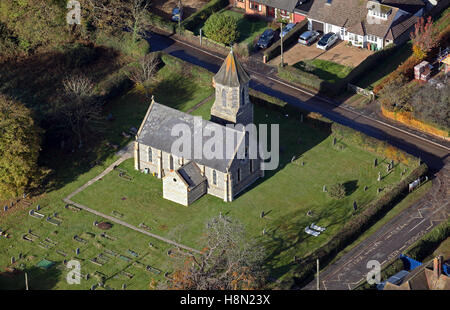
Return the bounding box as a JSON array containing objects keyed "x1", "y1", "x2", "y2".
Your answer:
[
  {"x1": 380, "y1": 0, "x2": 425, "y2": 15},
  {"x1": 383, "y1": 256, "x2": 450, "y2": 290},
  {"x1": 134, "y1": 50, "x2": 263, "y2": 206},
  {"x1": 307, "y1": 0, "x2": 421, "y2": 50},
  {"x1": 230, "y1": 0, "x2": 312, "y2": 23}
]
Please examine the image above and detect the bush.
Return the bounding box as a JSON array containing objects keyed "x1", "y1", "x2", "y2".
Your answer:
[
  {"x1": 264, "y1": 20, "x2": 308, "y2": 61},
  {"x1": 145, "y1": 11, "x2": 176, "y2": 34},
  {"x1": 182, "y1": 0, "x2": 229, "y2": 31},
  {"x1": 95, "y1": 31, "x2": 150, "y2": 59},
  {"x1": 203, "y1": 13, "x2": 239, "y2": 45},
  {"x1": 328, "y1": 183, "x2": 346, "y2": 199}
]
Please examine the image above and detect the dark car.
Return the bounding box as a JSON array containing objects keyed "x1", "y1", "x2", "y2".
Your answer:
[
  {"x1": 298, "y1": 30, "x2": 320, "y2": 45},
  {"x1": 257, "y1": 29, "x2": 275, "y2": 49},
  {"x1": 171, "y1": 7, "x2": 183, "y2": 22}
]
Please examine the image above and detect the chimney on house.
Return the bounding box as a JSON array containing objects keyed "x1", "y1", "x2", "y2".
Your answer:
[{"x1": 433, "y1": 256, "x2": 443, "y2": 278}]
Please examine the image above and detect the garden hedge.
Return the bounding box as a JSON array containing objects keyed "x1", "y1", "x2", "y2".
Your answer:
[
  {"x1": 145, "y1": 11, "x2": 176, "y2": 34},
  {"x1": 181, "y1": 0, "x2": 229, "y2": 31},
  {"x1": 264, "y1": 19, "x2": 308, "y2": 62}
]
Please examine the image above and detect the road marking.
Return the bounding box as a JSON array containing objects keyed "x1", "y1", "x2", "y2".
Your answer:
[{"x1": 166, "y1": 34, "x2": 450, "y2": 153}]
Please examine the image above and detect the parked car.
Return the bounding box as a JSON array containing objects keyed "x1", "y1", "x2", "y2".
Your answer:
[
  {"x1": 280, "y1": 23, "x2": 296, "y2": 38},
  {"x1": 257, "y1": 29, "x2": 275, "y2": 49},
  {"x1": 316, "y1": 32, "x2": 338, "y2": 50},
  {"x1": 171, "y1": 6, "x2": 183, "y2": 22},
  {"x1": 298, "y1": 30, "x2": 320, "y2": 45}
]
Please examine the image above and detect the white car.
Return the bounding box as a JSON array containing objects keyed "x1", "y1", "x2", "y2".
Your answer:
[{"x1": 316, "y1": 32, "x2": 338, "y2": 50}]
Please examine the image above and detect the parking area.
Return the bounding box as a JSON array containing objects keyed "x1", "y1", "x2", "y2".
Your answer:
[
  {"x1": 150, "y1": 0, "x2": 209, "y2": 20},
  {"x1": 269, "y1": 39, "x2": 373, "y2": 68}
]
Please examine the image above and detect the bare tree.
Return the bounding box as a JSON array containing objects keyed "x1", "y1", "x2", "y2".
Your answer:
[
  {"x1": 58, "y1": 74, "x2": 104, "y2": 148},
  {"x1": 126, "y1": 53, "x2": 159, "y2": 99},
  {"x1": 161, "y1": 215, "x2": 267, "y2": 290}
]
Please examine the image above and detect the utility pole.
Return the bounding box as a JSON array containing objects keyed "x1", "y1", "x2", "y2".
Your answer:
[
  {"x1": 280, "y1": 22, "x2": 284, "y2": 67},
  {"x1": 316, "y1": 259, "x2": 320, "y2": 290}
]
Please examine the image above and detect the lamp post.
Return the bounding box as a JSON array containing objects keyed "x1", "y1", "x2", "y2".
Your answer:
[{"x1": 280, "y1": 22, "x2": 284, "y2": 67}]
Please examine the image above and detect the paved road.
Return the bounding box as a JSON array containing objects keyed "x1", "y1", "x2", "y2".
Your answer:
[{"x1": 147, "y1": 30, "x2": 450, "y2": 172}]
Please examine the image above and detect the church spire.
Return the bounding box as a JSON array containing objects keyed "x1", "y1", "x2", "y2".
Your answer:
[{"x1": 213, "y1": 49, "x2": 250, "y2": 88}]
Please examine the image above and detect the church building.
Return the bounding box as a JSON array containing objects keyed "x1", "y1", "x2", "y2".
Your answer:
[{"x1": 134, "y1": 50, "x2": 263, "y2": 206}]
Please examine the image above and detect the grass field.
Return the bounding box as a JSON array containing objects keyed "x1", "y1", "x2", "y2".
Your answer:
[
  {"x1": 71, "y1": 99, "x2": 412, "y2": 282},
  {"x1": 0, "y1": 52, "x2": 415, "y2": 289},
  {"x1": 294, "y1": 59, "x2": 353, "y2": 84}
]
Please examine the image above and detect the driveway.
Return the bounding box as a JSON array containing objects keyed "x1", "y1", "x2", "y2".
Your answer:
[{"x1": 269, "y1": 40, "x2": 373, "y2": 68}]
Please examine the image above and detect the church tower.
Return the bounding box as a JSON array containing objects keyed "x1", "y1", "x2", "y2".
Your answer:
[{"x1": 210, "y1": 49, "x2": 253, "y2": 126}]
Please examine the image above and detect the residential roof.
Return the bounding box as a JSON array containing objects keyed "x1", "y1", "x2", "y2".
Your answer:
[
  {"x1": 386, "y1": 12, "x2": 419, "y2": 40},
  {"x1": 295, "y1": 0, "x2": 315, "y2": 15},
  {"x1": 308, "y1": 0, "x2": 401, "y2": 38},
  {"x1": 381, "y1": 0, "x2": 425, "y2": 14},
  {"x1": 177, "y1": 161, "x2": 206, "y2": 190},
  {"x1": 256, "y1": 0, "x2": 299, "y2": 12},
  {"x1": 136, "y1": 101, "x2": 246, "y2": 173},
  {"x1": 213, "y1": 50, "x2": 250, "y2": 87}
]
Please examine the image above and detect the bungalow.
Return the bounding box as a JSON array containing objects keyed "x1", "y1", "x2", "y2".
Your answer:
[
  {"x1": 229, "y1": 0, "x2": 312, "y2": 23},
  {"x1": 307, "y1": 0, "x2": 422, "y2": 50}
]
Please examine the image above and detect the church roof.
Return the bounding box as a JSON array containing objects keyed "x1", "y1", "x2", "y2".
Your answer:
[
  {"x1": 177, "y1": 161, "x2": 206, "y2": 190},
  {"x1": 213, "y1": 50, "x2": 250, "y2": 87},
  {"x1": 136, "y1": 101, "x2": 246, "y2": 173}
]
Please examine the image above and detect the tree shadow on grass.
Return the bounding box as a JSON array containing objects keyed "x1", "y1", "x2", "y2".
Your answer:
[
  {"x1": 0, "y1": 266, "x2": 62, "y2": 290},
  {"x1": 152, "y1": 71, "x2": 196, "y2": 111},
  {"x1": 343, "y1": 180, "x2": 358, "y2": 196}
]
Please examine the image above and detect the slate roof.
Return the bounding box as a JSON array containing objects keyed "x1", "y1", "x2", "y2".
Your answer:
[
  {"x1": 213, "y1": 50, "x2": 250, "y2": 87},
  {"x1": 308, "y1": 0, "x2": 401, "y2": 38},
  {"x1": 177, "y1": 161, "x2": 206, "y2": 190},
  {"x1": 381, "y1": 0, "x2": 425, "y2": 14},
  {"x1": 136, "y1": 102, "x2": 246, "y2": 173},
  {"x1": 386, "y1": 12, "x2": 419, "y2": 40},
  {"x1": 256, "y1": 0, "x2": 299, "y2": 11}
]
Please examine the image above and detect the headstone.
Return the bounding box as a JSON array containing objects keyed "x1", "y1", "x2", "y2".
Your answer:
[
  {"x1": 377, "y1": 188, "x2": 381, "y2": 194},
  {"x1": 262, "y1": 229, "x2": 266, "y2": 235},
  {"x1": 36, "y1": 205, "x2": 40, "y2": 211},
  {"x1": 90, "y1": 285, "x2": 96, "y2": 290},
  {"x1": 93, "y1": 221, "x2": 98, "y2": 226},
  {"x1": 149, "y1": 243, "x2": 153, "y2": 248},
  {"x1": 11, "y1": 257, "x2": 15, "y2": 264},
  {"x1": 323, "y1": 185, "x2": 327, "y2": 192},
  {"x1": 391, "y1": 160, "x2": 394, "y2": 167},
  {"x1": 386, "y1": 164, "x2": 390, "y2": 172},
  {"x1": 260, "y1": 211, "x2": 264, "y2": 218},
  {"x1": 28, "y1": 229, "x2": 32, "y2": 234},
  {"x1": 291, "y1": 156, "x2": 296, "y2": 163},
  {"x1": 374, "y1": 158, "x2": 378, "y2": 167},
  {"x1": 364, "y1": 186, "x2": 368, "y2": 191},
  {"x1": 3, "y1": 206, "x2": 7, "y2": 212},
  {"x1": 75, "y1": 248, "x2": 80, "y2": 255},
  {"x1": 122, "y1": 283, "x2": 127, "y2": 290},
  {"x1": 377, "y1": 172, "x2": 381, "y2": 182},
  {"x1": 332, "y1": 137, "x2": 337, "y2": 146},
  {"x1": 301, "y1": 161, "x2": 305, "y2": 166},
  {"x1": 18, "y1": 253, "x2": 22, "y2": 259},
  {"x1": 293, "y1": 256, "x2": 297, "y2": 263},
  {"x1": 353, "y1": 201, "x2": 357, "y2": 211}
]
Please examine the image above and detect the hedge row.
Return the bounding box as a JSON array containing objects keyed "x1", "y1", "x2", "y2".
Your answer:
[
  {"x1": 356, "y1": 217, "x2": 450, "y2": 290},
  {"x1": 181, "y1": 0, "x2": 229, "y2": 31},
  {"x1": 331, "y1": 122, "x2": 418, "y2": 166},
  {"x1": 264, "y1": 20, "x2": 308, "y2": 61},
  {"x1": 278, "y1": 43, "x2": 403, "y2": 97},
  {"x1": 283, "y1": 162, "x2": 428, "y2": 289},
  {"x1": 145, "y1": 11, "x2": 177, "y2": 34}
]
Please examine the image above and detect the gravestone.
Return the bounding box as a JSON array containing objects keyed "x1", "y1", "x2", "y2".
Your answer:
[
  {"x1": 11, "y1": 257, "x2": 15, "y2": 264},
  {"x1": 260, "y1": 211, "x2": 264, "y2": 218},
  {"x1": 323, "y1": 185, "x2": 327, "y2": 192},
  {"x1": 149, "y1": 242, "x2": 153, "y2": 248},
  {"x1": 374, "y1": 158, "x2": 378, "y2": 167},
  {"x1": 262, "y1": 228, "x2": 266, "y2": 236},
  {"x1": 75, "y1": 248, "x2": 80, "y2": 255},
  {"x1": 36, "y1": 205, "x2": 40, "y2": 211},
  {"x1": 301, "y1": 161, "x2": 305, "y2": 166},
  {"x1": 377, "y1": 172, "x2": 381, "y2": 182},
  {"x1": 332, "y1": 137, "x2": 337, "y2": 146},
  {"x1": 377, "y1": 188, "x2": 381, "y2": 194},
  {"x1": 4, "y1": 206, "x2": 7, "y2": 212},
  {"x1": 353, "y1": 201, "x2": 357, "y2": 211},
  {"x1": 364, "y1": 186, "x2": 368, "y2": 191},
  {"x1": 122, "y1": 283, "x2": 127, "y2": 290}
]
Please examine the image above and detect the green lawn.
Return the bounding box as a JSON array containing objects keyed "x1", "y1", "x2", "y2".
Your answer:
[
  {"x1": 293, "y1": 59, "x2": 353, "y2": 83},
  {"x1": 71, "y1": 100, "x2": 412, "y2": 281}
]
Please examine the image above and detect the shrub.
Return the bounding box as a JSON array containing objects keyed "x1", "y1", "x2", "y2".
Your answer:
[
  {"x1": 203, "y1": 13, "x2": 239, "y2": 45},
  {"x1": 144, "y1": 11, "x2": 176, "y2": 34},
  {"x1": 328, "y1": 183, "x2": 346, "y2": 199},
  {"x1": 182, "y1": 0, "x2": 229, "y2": 31},
  {"x1": 95, "y1": 31, "x2": 150, "y2": 59}
]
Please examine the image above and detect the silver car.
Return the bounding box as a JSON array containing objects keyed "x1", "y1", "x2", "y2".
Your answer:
[
  {"x1": 316, "y1": 32, "x2": 338, "y2": 50},
  {"x1": 298, "y1": 30, "x2": 320, "y2": 46}
]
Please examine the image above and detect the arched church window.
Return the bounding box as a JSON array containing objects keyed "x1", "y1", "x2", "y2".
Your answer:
[
  {"x1": 212, "y1": 170, "x2": 217, "y2": 185},
  {"x1": 169, "y1": 155, "x2": 174, "y2": 170},
  {"x1": 222, "y1": 89, "x2": 227, "y2": 107},
  {"x1": 232, "y1": 89, "x2": 238, "y2": 108}
]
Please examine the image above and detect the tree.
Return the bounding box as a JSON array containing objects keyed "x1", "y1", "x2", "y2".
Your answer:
[
  {"x1": 327, "y1": 183, "x2": 346, "y2": 200},
  {"x1": 82, "y1": 0, "x2": 150, "y2": 42},
  {"x1": 56, "y1": 74, "x2": 104, "y2": 148},
  {"x1": 163, "y1": 215, "x2": 266, "y2": 290},
  {"x1": 203, "y1": 13, "x2": 239, "y2": 45},
  {"x1": 378, "y1": 75, "x2": 414, "y2": 111},
  {"x1": 0, "y1": 95, "x2": 42, "y2": 200},
  {"x1": 410, "y1": 16, "x2": 437, "y2": 59},
  {"x1": 126, "y1": 53, "x2": 159, "y2": 99}
]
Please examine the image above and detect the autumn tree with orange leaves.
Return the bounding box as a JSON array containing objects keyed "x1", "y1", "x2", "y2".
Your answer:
[
  {"x1": 410, "y1": 16, "x2": 437, "y2": 59},
  {"x1": 162, "y1": 215, "x2": 267, "y2": 290}
]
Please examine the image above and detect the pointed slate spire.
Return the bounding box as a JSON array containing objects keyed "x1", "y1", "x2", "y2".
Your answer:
[{"x1": 213, "y1": 49, "x2": 250, "y2": 87}]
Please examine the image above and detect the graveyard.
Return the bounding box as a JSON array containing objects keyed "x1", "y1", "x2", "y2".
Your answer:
[{"x1": 0, "y1": 53, "x2": 418, "y2": 288}]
